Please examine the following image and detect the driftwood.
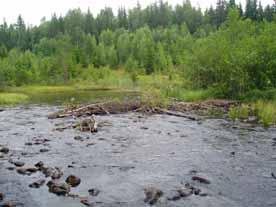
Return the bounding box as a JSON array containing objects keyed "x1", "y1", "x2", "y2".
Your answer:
[{"x1": 154, "y1": 107, "x2": 199, "y2": 121}]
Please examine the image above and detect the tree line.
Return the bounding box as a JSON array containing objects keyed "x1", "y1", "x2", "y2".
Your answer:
[{"x1": 0, "y1": 0, "x2": 275, "y2": 98}]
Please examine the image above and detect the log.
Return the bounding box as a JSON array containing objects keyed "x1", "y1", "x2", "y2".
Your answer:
[{"x1": 154, "y1": 107, "x2": 200, "y2": 121}]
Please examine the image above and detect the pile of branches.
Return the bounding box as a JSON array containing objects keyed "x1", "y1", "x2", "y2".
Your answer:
[{"x1": 48, "y1": 100, "x2": 236, "y2": 122}]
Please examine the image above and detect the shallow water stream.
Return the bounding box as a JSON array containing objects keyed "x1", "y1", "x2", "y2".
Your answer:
[{"x1": 0, "y1": 93, "x2": 276, "y2": 207}]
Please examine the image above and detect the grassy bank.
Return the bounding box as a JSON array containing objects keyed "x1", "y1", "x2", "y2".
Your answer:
[
  {"x1": 1, "y1": 69, "x2": 276, "y2": 128},
  {"x1": 0, "y1": 93, "x2": 29, "y2": 105},
  {"x1": 229, "y1": 101, "x2": 276, "y2": 127}
]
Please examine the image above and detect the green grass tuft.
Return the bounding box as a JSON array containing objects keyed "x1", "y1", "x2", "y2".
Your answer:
[{"x1": 0, "y1": 93, "x2": 29, "y2": 105}]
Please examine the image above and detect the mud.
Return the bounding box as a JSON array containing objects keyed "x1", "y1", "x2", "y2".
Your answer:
[{"x1": 0, "y1": 106, "x2": 276, "y2": 207}]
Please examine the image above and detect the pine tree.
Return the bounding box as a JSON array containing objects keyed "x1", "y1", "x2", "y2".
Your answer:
[{"x1": 257, "y1": 1, "x2": 264, "y2": 21}]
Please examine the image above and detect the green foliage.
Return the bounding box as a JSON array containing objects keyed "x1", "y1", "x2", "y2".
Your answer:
[
  {"x1": 0, "y1": 93, "x2": 29, "y2": 105},
  {"x1": 228, "y1": 101, "x2": 276, "y2": 127},
  {"x1": 188, "y1": 9, "x2": 276, "y2": 98},
  {"x1": 253, "y1": 101, "x2": 276, "y2": 127},
  {"x1": 0, "y1": 1, "x2": 275, "y2": 102}
]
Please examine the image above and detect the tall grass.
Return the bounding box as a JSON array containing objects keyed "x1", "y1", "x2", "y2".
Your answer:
[
  {"x1": 228, "y1": 101, "x2": 276, "y2": 127},
  {"x1": 0, "y1": 93, "x2": 29, "y2": 105}
]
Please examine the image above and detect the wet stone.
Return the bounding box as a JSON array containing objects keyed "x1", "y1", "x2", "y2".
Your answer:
[
  {"x1": 0, "y1": 192, "x2": 4, "y2": 201},
  {"x1": 74, "y1": 136, "x2": 84, "y2": 142},
  {"x1": 0, "y1": 147, "x2": 9, "y2": 154},
  {"x1": 88, "y1": 188, "x2": 100, "y2": 197},
  {"x1": 178, "y1": 187, "x2": 193, "y2": 197},
  {"x1": 29, "y1": 180, "x2": 46, "y2": 188},
  {"x1": 6, "y1": 167, "x2": 15, "y2": 171},
  {"x1": 13, "y1": 161, "x2": 25, "y2": 167},
  {"x1": 42, "y1": 167, "x2": 63, "y2": 179},
  {"x1": 16, "y1": 168, "x2": 31, "y2": 176},
  {"x1": 80, "y1": 199, "x2": 94, "y2": 206},
  {"x1": 144, "y1": 187, "x2": 163, "y2": 205},
  {"x1": 47, "y1": 181, "x2": 71, "y2": 196},
  {"x1": 16, "y1": 167, "x2": 38, "y2": 176},
  {"x1": 25, "y1": 142, "x2": 33, "y2": 146},
  {"x1": 1, "y1": 202, "x2": 16, "y2": 207},
  {"x1": 192, "y1": 176, "x2": 211, "y2": 184},
  {"x1": 167, "y1": 190, "x2": 182, "y2": 201},
  {"x1": 39, "y1": 149, "x2": 49, "y2": 153},
  {"x1": 66, "y1": 175, "x2": 81, "y2": 187},
  {"x1": 34, "y1": 161, "x2": 44, "y2": 170}
]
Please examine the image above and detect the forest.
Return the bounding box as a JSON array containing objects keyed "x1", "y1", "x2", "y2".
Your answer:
[
  {"x1": 1, "y1": 1, "x2": 276, "y2": 206},
  {"x1": 0, "y1": 0, "x2": 276, "y2": 100}
]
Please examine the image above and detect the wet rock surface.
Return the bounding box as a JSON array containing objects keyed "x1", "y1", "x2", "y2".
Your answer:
[
  {"x1": 29, "y1": 180, "x2": 46, "y2": 188},
  {"x1": 65, "y1": 175, "x2": 81, "y2": 187},
  {"x1": 0, "y1": 193, "x2": 3, "y2": 201},
  {"x1": 144, "y1": 187, "x2": 163, "y2": 205},
  {"x1": 1, "y1": 202, "x2": 16, "y2": 207},
  {"x1": 47, "y1": 181, "x2": 71, "y2": 196},
  {"x1": 0, "y1": 106, "x2": 276, "y2": 207}
]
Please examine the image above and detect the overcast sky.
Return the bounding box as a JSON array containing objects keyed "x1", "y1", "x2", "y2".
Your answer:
[{"x1": 0, "y1": 0, "x2": 274, "y2": 26}]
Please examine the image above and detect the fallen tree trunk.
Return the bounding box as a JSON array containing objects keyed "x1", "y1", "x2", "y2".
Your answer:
[{"x1": 154, "y1": 107, "x2": 199, "y2": 121}]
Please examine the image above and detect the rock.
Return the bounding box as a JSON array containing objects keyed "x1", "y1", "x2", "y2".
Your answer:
[
  {"x1": 193, "y1": 188, "x2": 201, "y2": 195},
  {"x1": 25, "y1": 142, "x2": 33, "y2": 146},
  {"x1": 86, "y1": 143, "x2": 95, "y2": 147},
  {"x1": 42, "y1": 167, "x2": 63, "y2": 179},
  {"x1": 167, "y1": 191, "x2": 182, "y2": 201},
  {"x1": 272, "y1": 172, "x2": 276, "y2": 180},
  {"x1": 0, "y1": 192, "x2": 4, "y2": 201},
  {"x1": 47, "y1": 181, "x2": 70, "y2": 196},
  {"x1": 34, "y1": 161, "x2": 44, "y2": 170},
  {"x1": 192, "y1": 176, "x2": 211, "y2": 184},
  {"x1": 74, "y1": 136, "x2": 84, "y2": 141},
  {"x1": 6, "y1": 167, "x2": 15, "y2": 171},
  {"x1": 119, "y1": 166, "x2": 135, "y2": 172},
  {"x1": 13, "y1": 161, "x2": 25, "y2": 167},
  {"x1": 39, "y1": 149, "x2": 49, "y2": 153},
  {"x1": 199, "y1": 193, "x2": 208, "y2": 197},
  {"x1": 184, "y1": 183, "x2": 201, "y2": 195},
  {"x1": 88, "y1": 188, "x2": 100, "y2": 197},
  {"x1": 29, "y1": 180, "x2": 46, "y2": 188},
  {"x1": 1, "y1": 202, "x2": 16, "y2": 207},
  {"x1": 247, "y1": 116, "x2": 258, "y2": 123},
  {"x1": 189, "y1": 170, "x2": 197, "y2": 174},
  {"x1": 80, "y1": 199, "x2": 94, "y2": 206},
  {"x1": 144, "y1": 187, "x2": 163, "y2": 205},
  {"x1": 0, "y1": 147, "x2": 9, "y2": 154},
  {"x1": 16, "y1": 168, "x2": 31, "y2": 176},
  {"x1": 16, "y1": 167, "x2": 38, "y2": 175},
  {"x1": 177, "y1": 187, "x2": 193, "y2": 197},
  {"x1": 26, "y1": 167, "x2": 38, "y2": 173},
  {"x1": 66, "y1": 175, "x2": 81, "y2": 187}
]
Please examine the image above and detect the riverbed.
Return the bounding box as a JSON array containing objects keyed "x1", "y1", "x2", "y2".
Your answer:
[{"x1": 0, "y1": 100, "x2": 276, "y2": 206}]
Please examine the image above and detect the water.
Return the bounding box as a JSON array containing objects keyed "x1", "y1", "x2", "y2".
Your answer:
[
  {"x1": 0, "y1": 106, "x2": 275, "y2": 207},
  {"x1": 23, "y1": 89, "x2": 139, "y2": 105}
]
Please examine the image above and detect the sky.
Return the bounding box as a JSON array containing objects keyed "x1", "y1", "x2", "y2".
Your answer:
[{"x1": 0, "y1": 0, "x2": 274, "y2": 26}]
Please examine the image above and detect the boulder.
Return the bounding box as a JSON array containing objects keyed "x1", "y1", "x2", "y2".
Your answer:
[
  {"x1": 66, "y1": 175, "x2": 81, "y2": 187},
  {"x1": 144, "y1": 187, "x2": 163, "y2": 205}
]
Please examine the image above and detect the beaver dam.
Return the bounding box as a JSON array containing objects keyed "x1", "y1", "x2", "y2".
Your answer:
[{"x1": 0, "y1": 98, "x2": 276, "y2": 207}]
